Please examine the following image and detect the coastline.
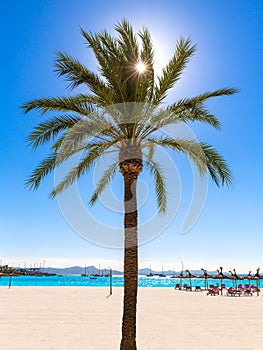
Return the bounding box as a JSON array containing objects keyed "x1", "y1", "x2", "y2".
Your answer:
[
  {"x1": 0, "y1": 287, "x2": 262, "y2": 349},
  {"x1": 1, "y1": 274, "x2": 261, "y2": 289}
]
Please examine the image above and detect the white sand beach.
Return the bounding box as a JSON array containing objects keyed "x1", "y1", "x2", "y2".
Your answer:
[{"x1": 0, "y1": 287, "x2": 262, "y2": 350}]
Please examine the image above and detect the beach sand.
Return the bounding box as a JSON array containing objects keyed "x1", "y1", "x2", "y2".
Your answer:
[{"x1": 0, "y1": 287, "x2": 262, "y2": 350}]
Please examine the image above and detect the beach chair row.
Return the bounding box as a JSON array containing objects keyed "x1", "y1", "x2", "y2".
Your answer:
[
  {"x1": 207, "y1": 284, "x2": 260, "y2": 297},
  {"x1": 174, "y1": 283, "x2": 260, "y2": 296}
]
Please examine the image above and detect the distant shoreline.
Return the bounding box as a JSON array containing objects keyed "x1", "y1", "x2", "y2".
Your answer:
[{"x1": 0, "y1": 275, "x2": 262, "y2": 289}]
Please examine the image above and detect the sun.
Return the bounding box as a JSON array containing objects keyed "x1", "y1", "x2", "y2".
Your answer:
[{"x1": 136, "y1": 61, "x2": 146, "y2": 73}]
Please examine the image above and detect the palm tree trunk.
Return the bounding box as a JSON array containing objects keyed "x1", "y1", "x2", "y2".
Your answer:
[{"x1": 120, "y1": 172, "x2": 139, "y2": 350}]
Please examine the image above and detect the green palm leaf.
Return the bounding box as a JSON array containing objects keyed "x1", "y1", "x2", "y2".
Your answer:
[
  {"x1": 25, "y1": 153, "x2": 57, "y2": 190},
  {"x1": 200, "y1": 143, "x2": 233, "y2": 186},
  {"x1": 153, "y1": 37, "x2": 196, "y2": 104},
  {"x1": 54, "y1": 51, "x2": 113, "y2": 103},
  {"x1": 89, "y1": 161, "x2": 119, "y2": 205},
  {"x1": 50, "y1": 140, "x2": 118, "y2": 198},
  {"x1": 21, "y1": 95, "x2": 96, "y2": 116},
  {"x1": 27, "y1": 115, "x2": 82, "y2": 149},
  {"x1": 143, "y1": 157, "x2": 167, "y2": 214}
]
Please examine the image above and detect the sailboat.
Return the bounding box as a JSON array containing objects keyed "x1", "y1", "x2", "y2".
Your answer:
[
  {"x1": 146, "y1": 266, "x2": 154, "y2": 277},
  {"x1": 93, "y1": 264, "x2": 103, "y2": 277},
  {"x1": 81, "y1": 265, "x2": 89, "y2": 277},
  {"x1": 159, "y1": 265, "x2": 166, "y2": 277}
]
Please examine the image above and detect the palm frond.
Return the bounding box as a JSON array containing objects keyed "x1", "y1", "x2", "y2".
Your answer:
[
  {"x1": 21, "y1": 95, "x2": 96, "y2": 116},
  {"x1": 146, "y1": 137, "x2": 208, "y2": 175},
  {"x1": 89, "y1": 161, "x2": 119, "y2": 205},
  {"x1": 153, "y1": 37, "x2": 196, "y2": 104},
  {"x1": 55, "y1": 117, "x2": 121, "y2": 164},
  {"x1": 200, "y1": 143, "x2": 233, "y2": 186},
  {"x1": 143, "y1": 140, "x2": 156, "y2": 164},
  {"x1": 80, "y1": 28, "x2": 124, "y2": 93},
  {"x1": 139, "y1": 27, "x2": 154, "y2": 67},
  {"x1": 51, "y1": 133, "x2": 66, "y2": 151},
  {"x1": 143, "y1": 156, "x2": 167, "y2": 214},
  {"x1": 138, "y1": 28, "x2": 155, "y2": 102},
  {"x1": 146, "y1": 137, "x2": 233, "y2": 186},
  {"x1": 164, "y1": 104, "x2": 220, "y2": 130},
  {"x1": 27, "y1": 115, "x2": 82, "y2": 149},
  {"x1": 178, "y1": 104, "x2": 221, "y2": 129},
  {"x1": 54, "y1": 51, "x2": 113, "y2": 103},
  {"x1": 81, "y1": 25, "x2": 139, "y2": 103},
  {"x1": 50, "y1": 141, "x2": 118, "y2": 197},
  {"x1": 25, "y1": 153, "x2": 57, "y2": 190},
  {"x1": 166, "y1": 87, "x2": 238, "y2": 128},
  {"x1": 169, "y1": 88, "x2": 238, "y2": 110},
  {"x1": 115, "y1": 19, "x2": 139, "y2": 62}
]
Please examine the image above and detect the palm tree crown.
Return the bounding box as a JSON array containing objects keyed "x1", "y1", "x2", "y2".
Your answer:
[{"x1": 22, "y1": 19, "x2": 234, "y2": 207}]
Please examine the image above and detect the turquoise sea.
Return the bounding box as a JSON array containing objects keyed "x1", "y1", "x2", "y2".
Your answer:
[{"x1": 0, "y1": 275, "x2": 261, "y2": 288}]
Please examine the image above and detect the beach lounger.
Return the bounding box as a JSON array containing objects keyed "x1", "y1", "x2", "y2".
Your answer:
[
  {"x1": 183, "y1": 284, "x2": 192, "y2": 291},
  {"x1": 251, "y1": 286, "x2": 260, "y2": 293},
  {"x1": 207, "y1": 286, "x2": 219, "y2": 296},
  {"x1": 174, "y1": 283, "x2": 181, "y2": 290},
  {"x1": 227, "y1": 288, "x2": 241, "y2": 297},
  {"x1": 243, "y1": 287, "x2": 253, "y2": 296},
  {"x1": 195, "y1": 286, "x2": 202, "y2": 292}
]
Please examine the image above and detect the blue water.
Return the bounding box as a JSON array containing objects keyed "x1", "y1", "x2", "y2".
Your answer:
[{"x1": 0, "y1": 275, "x2": 261, "y2": 288}]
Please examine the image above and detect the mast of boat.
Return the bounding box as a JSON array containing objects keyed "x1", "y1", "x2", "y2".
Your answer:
[
  {"x1": 181, "y1": 260, "x2": 184, "y2": 274},
  {"x1": 146, "y1": 265, "x2": 153, "y2": 277}
]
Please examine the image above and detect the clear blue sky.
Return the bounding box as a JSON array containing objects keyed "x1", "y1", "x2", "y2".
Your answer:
[{"x1": 1, "y1": 0, "x2": 262, "y2": 272}]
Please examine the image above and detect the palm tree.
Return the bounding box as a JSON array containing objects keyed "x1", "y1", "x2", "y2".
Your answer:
[{"x1": 22, "y1": 20, "x2": 236, "y2": 350}]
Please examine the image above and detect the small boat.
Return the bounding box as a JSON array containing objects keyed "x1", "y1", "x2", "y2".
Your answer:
[
  {"x1": 159, "y1": 266, "x2": 166, "y2": 277},
  {"x1": 146, "y1": 266, "x2": 154, "y2": 277},
  {"x1": 81, "y1": 265, "x2": 89, "y2": 277},
  {"x1": 146, "y1": 273, "x2": 154, "y2": 277}
]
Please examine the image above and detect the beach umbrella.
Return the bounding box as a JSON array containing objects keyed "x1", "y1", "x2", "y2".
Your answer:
[
  {"x1": 229, "y1": 269, "x2": 241, "y2": 289},
  {"x1": 253, "y1": 268, "x2": 261, "y2": 296},
  {"x1": 257, "y1": 268, "x2": 263, "y2": 283},
  {"x1": 244, "y1": 271, "x2": 253, "y2": 286},
  {"x1": 213, "y1": 267, "x2": 229, "y2": 295},
  {"x1": 228, "y1": 270, "x2": 235, "y2": 287},
  {"x1": 200, "y1": 268, "x2": 208, "y2": 289},
  {"x1": 200, "y1": 268, "x2": 214, "y2": 290},
  {"x1": 173, "y1": 271, "x2": 185, "y2": 289},
  {"x1": 185, "y1": 270, "x2": 192, "y2": 289},
  {"x1": 185, "y1": 270, "x2": 198, "y2": 290},
  {"x1": 176, "y1": 271, "x2": 184, "y2": 289},
  {"x1": 233, "y1": 269, "x2": 242, "y2": 287}
]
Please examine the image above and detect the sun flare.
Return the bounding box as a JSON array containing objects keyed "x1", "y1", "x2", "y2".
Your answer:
[{"x1": 136, "y1": 61, "x2": 146, "y2": 73}]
